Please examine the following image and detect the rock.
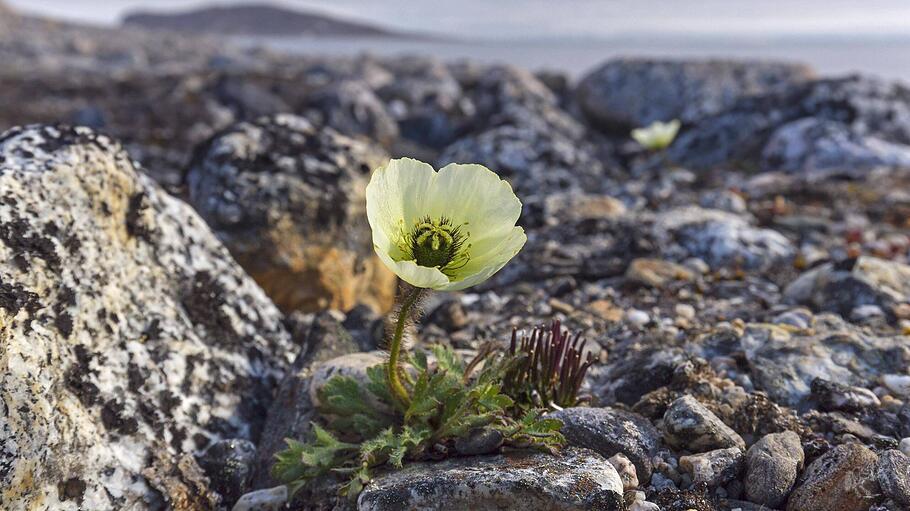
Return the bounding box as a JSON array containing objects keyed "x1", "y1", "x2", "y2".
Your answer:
[
  {"x1": 187, "y1": 113, "x2": 396, "y2": 313},
  {"x1": 653, "y1": 484, "x2": 720, "y2": 511},
  {"x1": 608, "y1": 453, "x2": 639, "y2": 491},
  {"x1": 576, "y1": 58, "x2": 813, "y2": 131},
  {"x1": 438, "y1": 125, "x2": 606, "y2": 196},
  {"x1": 550, "y1": 407, "x2": 662, "y2": 483},
  {"x1": 454, "y1": 428, "x2": 504, "y2": 456},
  {"x1": 376, "y1": 56, "x2": 465, "y2": 149},
  {"x1": 679, "y1": 447, "x2": 744, "y2": 487},
  {"x1": 811, "y1": 378, "x2": 881, "y2": 412},
  {"x1": 426, "y1": 299, "x2": 468, "y2": 332},
  {"x1": 356, "y1": 447, "x2": 624, "y2": 511},
  {"x1": 654, "y1": 206, "x2": 794, "y2": 271},
  {"x1": 741, "y1": 317, "x2": 910, "y2": 408},
  {"x1": 743, "y1": 431, "x2": 804, "y2": 507},
  {"x1": 761, "y1": 117, "x2": 910, "y2": 176},
  {"x1": 625, "y1": 258, "x2": 695, "y2": 288},
  {"x1": 250, "y1": 312, "x2": 361, "y2": 491},
  {"x1": 699, "y1": 190, "x2": 748, "y2": 214},
  {"x1": 901, "y1": 438, "x2": 910, "y2": 457},
  {"x1": 232, "y1": 485, "x2": 288, "y2": 511},
  {"x1": 671, "y1": 76, "x2": 910, "y2": 172},
  {"x1": 543, "y1": 193, "x2": 627, "y2": 224},
  {"x1": 307, "y1": 351, "x2": 386, "y2": 408},
  {"x1": 662, "y1": 396, "x2": 746, "y2": 452},
  {"x1": 625, "y1": 309, "x2": 650, "y2": 326},
  {"x1": 0, "y1": 125, "x2": 296, "y2": 509},
  {"x1": 198, "y1": 439, "x2": 257, "y2": 505},
  {"x1": 877, "y1": 450, "x2": 910, "y2": 506},
  {"x1": 783, "y1": 256, "x2": 910, "y2": 320},
  {"x1": 883, "y1": 374, "x2": 910, "y2": 398},
  {"x1": 303, "y1": 79, "x2": 399, "y2": 148},
  {"x1": 786, "y1": 443, "x2": 881, "y2": 511}
]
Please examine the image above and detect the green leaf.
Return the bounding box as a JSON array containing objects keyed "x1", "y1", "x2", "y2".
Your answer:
[
  {"x1": 317, "y1": 375, "x2": 393, "y2": 437},
  {"x1": 432, "y1": 345, "x2": 464, "y2": 378}
]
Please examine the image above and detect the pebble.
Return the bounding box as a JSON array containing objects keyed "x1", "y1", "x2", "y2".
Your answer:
[
  {"x1": 679, "y1": 447, "x2": 744, "y2": 487},
  {"x1": 884, "y1": 374, "x2": 910, "y2": 397},
  {"x1": 876, "y1": 449, "x2": 910, "y2": 507},
  {"x1": 850, "y1": 304, "x2": 886, "y2": 322},
  {"x1": 786, "y1": 443, "x2": 880, "y2": 511},
  {"x1": 675, "y1": 303, "x2": 696, "y2": 320},
  {"x1": 608, "y1": 453, "x2": 639, "y2": 490},
  {"x1": 626, "y1": 309, "x2": 650, "y2": 326},
  {"x1": 811, "y1": 378, "x2": 881, "y2": 412},
  {"x1": 662, "y1": 395, "x2": 746, "y2": 452},
  {"x1": 744, "y1": 431, "x2": 804, "y2": 508},
  {"x1": 901, "y1": 438, "x2": 910, "y2": 457},
  {"x1": 231, "y1": 486, "x2": 288, "y2": 511}
]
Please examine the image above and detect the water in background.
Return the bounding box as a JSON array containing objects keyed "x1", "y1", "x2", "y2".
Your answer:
[{"x1": 237, "y1": 34, "x2": 910, "y2": 83}]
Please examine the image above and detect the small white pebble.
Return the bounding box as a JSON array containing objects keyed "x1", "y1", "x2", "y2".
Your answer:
[
  {"x1": 626, "y1": 309, "x2": 650, "y2": 326},
  {"x1": 883, "y1": 374, "x2": 910, "y2": 397},
  {"x1": 629, "y1": 502, "x2": 660, "y2": 511},
  {"x1": 675, "y1": 303, "x2": 696, "y2": 320}
]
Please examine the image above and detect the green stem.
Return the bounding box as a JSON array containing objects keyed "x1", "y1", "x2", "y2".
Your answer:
[{"x1": 387, "y1": 286, "x2": 423, "y2": 408}]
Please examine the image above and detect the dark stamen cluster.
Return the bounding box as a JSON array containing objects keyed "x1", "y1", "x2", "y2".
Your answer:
[
  {"x1": 404, "y1": 216, "x2": 469, "y2": 275},
  {"x1": 504, "y1": 320, "x2": 594, "y2": 409}
]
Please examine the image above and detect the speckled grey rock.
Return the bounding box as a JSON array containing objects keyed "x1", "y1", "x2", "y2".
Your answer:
[
  {"x1": 786, "y1": 443, "x2": 881, "y2": 511},
  {"x1": 662, "y1": 396, "x2": 746, "y2": 452},
  {"x1": 356, "y1": 447, "x2": 624, "y2": 511},
  {"x1": 783, "y1": 256, "x2": 910, "y2": 320},
  {"x1": 187, "y1": 113, "x2": 395, "y2": 313},
  {"x1": 671, "y1": 76, "x2": 910, "y2": 171},
  {"x1": 744, "y1": 431, "x2": 804, "y2": 507},
  {"x1": 741, "y1": 316, "x2": 910, "y2": 408},
  {"x1": 549, "y1": 407, "x2": 662, "y2": 482},
  {"x1": 654, "y1": 206, "x2": 794, "y2": 271},
  {"x1": 576, "y1": 58, "x2": 813, "y2": 131},
  {"x1": 761, "y1": 117, "x2": 910, "y2": 176},
  {"x1": 0, "y1": 124, "x2": 296, "y2": 510},
  {"x1": 438, "y1": 125, "x2": 606, "y2": 196},
  {"x1": 877, "y1": 450, "x2": 910, "y2": 507},
  {"x1": 679, "y1": 447, "x2": 744, "y2": 487}
]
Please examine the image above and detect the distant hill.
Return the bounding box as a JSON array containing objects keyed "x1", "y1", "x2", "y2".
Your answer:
[{"x1": 122, "y1": 3, "x2": 408, "y2": 38}]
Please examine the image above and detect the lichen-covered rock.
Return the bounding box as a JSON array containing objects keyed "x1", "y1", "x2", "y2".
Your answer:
[
  {"x1": 741, "y1": 316, "x2": 910, "y2": 408},
  {"x1": 662, "y1": 396, "x2": 746, "y2": 452},
  {"x1": 654, "y1": 206, "x2": 794, "y2": 271},
  {"x1": 356, "y1": 447, "x2": 624, "y2": 511},
  {"x1": 549, "y1": 407, "x2": 662, "y2": 482},
  {"x1": 743, "y1": 431, "x2": 804, "y2": 507},
  {"x1": 761, "y1": 117, "x2": 910, "y2": 176},
  {"x1": 438, "y1": 125, "x2": 607, "y2": 196},
  {"x1": 576, "y1": 58, "x2": 813, "y2": 131},
  {"x1": 187, "y1": 113, "x2": 396, "y2": 314},
  {"x1": 783, "y1": 256, "x2": 910, "y2": 320},
  {"x1": 0, "y1": 124, "x2": 296, "y2": 509},
  {"x1": 786, "y1": 443, "x2": 881, "y2": 511},
  {"x1": 671, "y1": 76, "x2": 910, "y2": 172},
  {"x1": 877, "y1": 450, "x2": 910, "y2": 507},
  {"x1": 199, "y1": 439, "x2": 258, "y2": 505}
]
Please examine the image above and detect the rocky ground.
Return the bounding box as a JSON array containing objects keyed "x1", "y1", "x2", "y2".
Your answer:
[{"x1": 2, "y1": 3, "x2": 910, "y2": 511}]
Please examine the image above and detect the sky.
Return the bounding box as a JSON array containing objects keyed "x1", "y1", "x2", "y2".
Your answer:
[{"x1": 9, "y1": 0, "x2": 910, "y2": 40}]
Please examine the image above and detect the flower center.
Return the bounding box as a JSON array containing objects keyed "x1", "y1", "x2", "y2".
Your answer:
[{"x1": 403, "y1": 216, "x2": 470, "y2": 275}]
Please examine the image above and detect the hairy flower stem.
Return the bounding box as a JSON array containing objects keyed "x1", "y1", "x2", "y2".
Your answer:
[{"x1": 387, "y1": 286, "x2": 423, "y2": 408}]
